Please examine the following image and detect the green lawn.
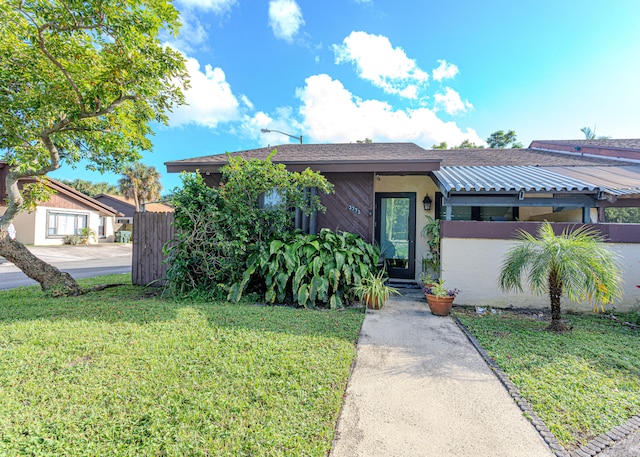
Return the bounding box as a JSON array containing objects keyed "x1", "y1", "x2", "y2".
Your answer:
[
  {"x1": 456, "y1": 308, "x2": 640, "y2": 450},
  {"x1": 0, "y1": 275, "x2": 364, "y2": 456}
]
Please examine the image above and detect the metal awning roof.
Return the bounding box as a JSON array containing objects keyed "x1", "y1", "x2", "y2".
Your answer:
[
  {"x1": 544, "y1": 166, "x2": 640, "y2": 197},
  {"x1": 433, "y1": 166, "x2": 599, "y2": 196}
]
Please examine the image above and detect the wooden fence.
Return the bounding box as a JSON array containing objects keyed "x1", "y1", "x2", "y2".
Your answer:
[{"x1": 132, "y1": 212, "x2": 175, "y2": 286}]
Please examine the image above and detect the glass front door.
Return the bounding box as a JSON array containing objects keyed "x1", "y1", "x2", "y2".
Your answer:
[{"x1": 375, "y1": 193, "x2": 416, "y2": 279}]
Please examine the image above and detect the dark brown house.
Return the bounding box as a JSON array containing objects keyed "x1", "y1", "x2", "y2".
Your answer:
[{"x1": 166, "y1": 140, "x2": 640, "y2": 282}]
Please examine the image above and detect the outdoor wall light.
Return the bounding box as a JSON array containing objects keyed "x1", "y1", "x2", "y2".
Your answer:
[{"x1": 423, "y1": 194, "x2": 432, "y2": 211}]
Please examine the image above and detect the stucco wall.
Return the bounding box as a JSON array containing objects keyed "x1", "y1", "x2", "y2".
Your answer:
[
  {"x1": 441, "y1": 237, "x2": 640, "y2": 312},
  {"x1": 2, "y1": 206, "x2": 114, "y2": 244},
  {"x1": 11, "y1": 211, "x2": 37, "y2": 244},
  {"x1": 374, "y1": 175, "x2": 439, "y2": 281}
]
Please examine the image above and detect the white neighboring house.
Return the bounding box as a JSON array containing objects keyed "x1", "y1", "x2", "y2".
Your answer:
[{"x1": 0, "y1": 164, "x2": 122, "y2": 245}]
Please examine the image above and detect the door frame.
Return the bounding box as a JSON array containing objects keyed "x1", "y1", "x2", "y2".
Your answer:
[{"x1": 374, "y1": 192, "x2": 416, "y2": 279}]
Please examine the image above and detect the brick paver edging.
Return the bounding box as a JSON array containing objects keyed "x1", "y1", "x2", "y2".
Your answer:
[{"x1": 451, "y1": 312, "x2": 640, "y2": 457}]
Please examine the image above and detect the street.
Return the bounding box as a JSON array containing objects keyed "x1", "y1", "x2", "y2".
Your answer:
[{"x1": 0, "y1": 244, "x2": 132, "y2": 290}]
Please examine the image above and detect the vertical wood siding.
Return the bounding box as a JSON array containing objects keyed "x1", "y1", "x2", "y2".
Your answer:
[
  {"x1": 317, "y1": 173, "x2": 374, "y2": 242},
  {"x1": 132, "y1": 212, "x2": 175, "y2": 286}
]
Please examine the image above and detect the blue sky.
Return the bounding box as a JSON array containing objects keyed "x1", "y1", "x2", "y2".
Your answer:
[{"x1": 51, "y1": 0, "x2": 640, "y2": 193}]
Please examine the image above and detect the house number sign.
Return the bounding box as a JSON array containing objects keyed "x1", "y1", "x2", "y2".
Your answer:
[{"x1": 348, "y1": 205, "x2": 361, "y2": 215}]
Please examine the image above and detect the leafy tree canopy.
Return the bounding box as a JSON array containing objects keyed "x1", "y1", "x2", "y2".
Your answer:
[
  {"x1": 0, "y1": 0, "x2": 188, "y2": 222},
  {"x1": 432, "y1": 141, "x2": 448, "y2": 150},
  {"x1": 0, "y1": 0, "x2": 188, "y2": 295},
  {"x1": 486, "y1": 130, "x2": 523, "y2": 148},
  {"x1": 453, "y1": 139, "x2": 484, "y2": 149},
  {"x1": 60, "y1": 179, "x2": 120, "y2": 197}
]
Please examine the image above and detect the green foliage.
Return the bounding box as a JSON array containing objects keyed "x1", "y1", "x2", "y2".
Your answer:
[
  {"x1": 432, "y1": 141, "x2": 448, "y2": 150},
  {"x1": 60, "y1": 179, "x2": 120, "y2": 196},
  {"x1": 0, "y1": 275, "x2": 364, "y2": 456},
  {"x1": 219, "y1": 152, "x2": 333, "y2": 245},
  {"x1": 0, "y1": 0, "x2": 187, "y2": 215},
  {"x1": 229, "y1": 229, "x2": 380, "y2": 309},
  {"x1": 164, "y1": 155, "x2": 334, "y2": 299},
  {"x1": 18, "y1": 180, "x2": 56, "y2": 212},
  {"x1": 118, "y1": 163, "x2": 163, "y2": 211},
  {"x1": 604, "y1": 207, "x2": 640, "y2": 223},
  {"x1": 163, "y1": 173, "x2": 229, "y2": 297},
  {"x1": 486, "y1": 130, "x2": 523, "y2": 148},
  {"x1": 457, "y1": 309, "x2": 640, "y2": 449},
  {"x1": 581, "y1": 126, "x2": 611, "y2": 140},
  {"x1": 453, "y1": 139, "x2": 484, "y2": 149},
  {"x1": 351, "y1": 269, "x2": 399, "y2": 309},
  {"x1": 424, "y1": 279, "x2": 460, "y2": 298},
  {"x1": 420, "y1": 215, "x2": 441, "y2": 277},
  {"x1": 63, "y1": 228, "x2": 97, "y2": 245},
  {"x1": 63, "y1": 234, "x2": 82, "y2": 245},
  {"x1": 499, "y1": 222, "x2": 623, "y2": 319}
]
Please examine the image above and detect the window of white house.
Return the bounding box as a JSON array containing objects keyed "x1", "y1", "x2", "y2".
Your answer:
[
  {"x1": 47, "y1": 212, "x2": 88, "y2": 237},
  {"x1": 98, "y1": 216, "x2": 106, "y2": 237}
]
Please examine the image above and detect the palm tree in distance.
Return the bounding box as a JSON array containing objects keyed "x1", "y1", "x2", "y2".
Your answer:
[
  {"x1": 118, "y1": 163, "x2": 162, "y2": 211},
  {"x1": 581, "y1": 126, "x2": 611, "y2": 140},
  {"x1": 498, "y1": 222, "x2": 622, "y2": 332}
]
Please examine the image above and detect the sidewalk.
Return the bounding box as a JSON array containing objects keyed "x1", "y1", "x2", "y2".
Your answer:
[{"x1": 330, "y1": 291, "x2": 554, "y2": 457}]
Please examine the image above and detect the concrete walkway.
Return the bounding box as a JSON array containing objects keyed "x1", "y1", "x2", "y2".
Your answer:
[{"x1": 330, "y1": 290, "x2": 554, "y2": 457}]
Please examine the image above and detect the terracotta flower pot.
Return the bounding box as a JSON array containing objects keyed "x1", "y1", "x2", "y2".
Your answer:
[
  {"x1": 364, "y1": 293, "x2": 384, "y2": 310},
  {"x1": 426, "y1": 294, "x2": 455, "y2": 316}
]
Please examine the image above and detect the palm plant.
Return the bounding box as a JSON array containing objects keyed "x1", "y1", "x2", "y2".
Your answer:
[
  {"x1": 118, "y1": 163, "x2": 162, "y2": 211},
  {"x1": 498, "y1": 222, "x2": 622, "y2": 332}
]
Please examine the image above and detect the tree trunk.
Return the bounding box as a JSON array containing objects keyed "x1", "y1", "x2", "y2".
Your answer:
[
  {"x1": 0, "y1": 230, "x2": 83, "y2": 296},
  {"x1": 547, "y1": 271, "x2": 568, "y2": 332}
]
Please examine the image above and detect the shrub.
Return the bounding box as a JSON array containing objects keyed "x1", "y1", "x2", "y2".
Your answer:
[
  {"x1": 63, "y1": 234, "x2": 82, "y2": 245},
  {"x1": 164, "y1": 153, "x2": 333, "y2": 298},
  {"x1": 228, "y1": 229, "x2": 380, "y2": 309}
]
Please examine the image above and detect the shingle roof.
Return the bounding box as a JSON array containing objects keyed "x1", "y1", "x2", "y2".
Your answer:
[
  {"x1": 94, "y1": 194, "x2": 174, "y2": 214},
  {"x1": 544, "y1": 166, "x2": 640, "y2": 197},
  {"x1": 166, "y1": 142, "x2": 440, "y2": 173},
  {"x1": 437, "y1": 148, "x2": 634, "y2": 167},
  {"x1": 531, "y1": 139, "x2": 640, "y2": 151},
  {"x1": 166, "y1": 143, "x2": 630, "y2": 174}
]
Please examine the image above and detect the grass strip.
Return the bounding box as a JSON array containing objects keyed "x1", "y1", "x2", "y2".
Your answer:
[{"x1": 456, "y1": 308, "x2": 640, "y2": 450}]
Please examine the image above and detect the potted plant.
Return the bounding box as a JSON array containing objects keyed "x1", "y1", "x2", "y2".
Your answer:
[
  {"x1": 352, "y1": 270, "x2": 400, "y2": 310},
  {"x1": 424, "y1": 279, "x2": 460, "y2": 316},
  {"x1": 419, "y1": 270, "x2": 438, "y2": 288}
]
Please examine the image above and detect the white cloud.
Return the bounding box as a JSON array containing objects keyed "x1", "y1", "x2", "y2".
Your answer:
[
  {"x1": 268, "y1": 0, "x2": 305, "y2": 42},
  {"x1": 296, "y1": 74, "x2": 484, "y2": 147},
  {"x1": 434, "y1": 87, "x2": 473, "y2": 115},
  {"x1": 169, "y1": 56, "x2": 241, "y2": 128},
  {"x1": 240, "y1": 94, "x2": 254, "y2": 111},
  {"x1": 175, "y1": 0, "x2": 236, "y2": 13},
  {"x1": 165, "y1": 12, "x2": 209, "y2": 53},
  {"x1": 432, "y1": 59, "x2": 459, "y2": 82},
  {"x1": 333, "y1": 31, "x2": 428, "y2": 98}
]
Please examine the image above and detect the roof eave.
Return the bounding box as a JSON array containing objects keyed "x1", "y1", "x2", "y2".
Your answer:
[{"x1": 166, "y1": 159, "x2": 440, "y2": 174}]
